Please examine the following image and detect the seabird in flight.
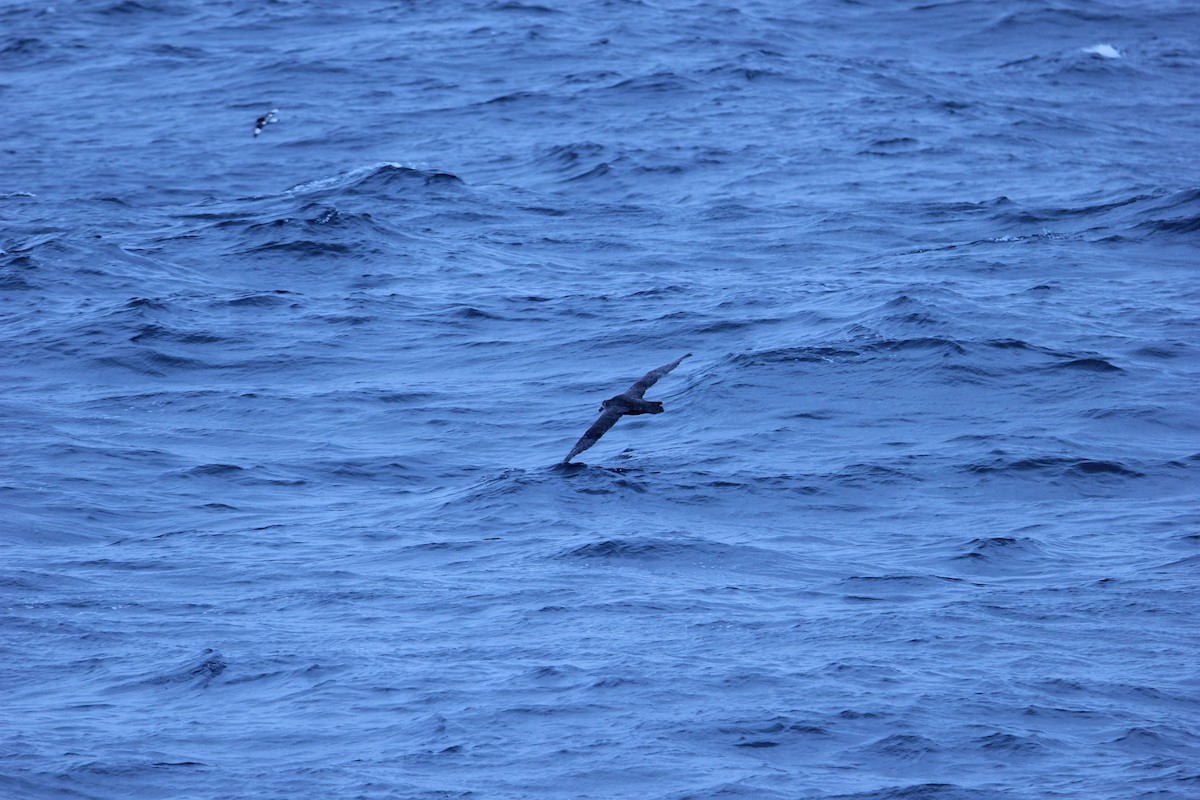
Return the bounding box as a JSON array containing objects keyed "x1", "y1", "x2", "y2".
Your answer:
[
  {"x1": 254, "y1": 109, "x2": 279, "y2": 137},
  {"x1": 563, "y1": 353, "x2": 691, "y2": 463}
]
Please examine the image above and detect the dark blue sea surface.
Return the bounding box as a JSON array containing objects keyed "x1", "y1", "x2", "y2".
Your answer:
[{"x1": 2, "y1": 1, "x2": 1199, "y2": 798}]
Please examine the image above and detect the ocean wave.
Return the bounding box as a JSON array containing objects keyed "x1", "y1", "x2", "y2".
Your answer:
[{"x1": 965, "y1": 456, "x2": 1143, "y2": 478}]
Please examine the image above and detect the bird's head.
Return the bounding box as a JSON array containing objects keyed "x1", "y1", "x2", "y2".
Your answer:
[{"x1": 600, "y1": 396, "x2": 625, "y2": 413}]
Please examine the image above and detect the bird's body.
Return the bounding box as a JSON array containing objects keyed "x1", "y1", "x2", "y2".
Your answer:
[
  {"x1": 562, "y1": 353, "x2": 691, "y2": 463},
  {"x1": 253, "y1": 109, "x2": 279, "y2": 137}
]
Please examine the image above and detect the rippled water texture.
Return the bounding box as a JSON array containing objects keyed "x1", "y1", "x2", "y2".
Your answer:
[{"x1": 2, "y1": 1, "x2": 1199, "y2": 798}]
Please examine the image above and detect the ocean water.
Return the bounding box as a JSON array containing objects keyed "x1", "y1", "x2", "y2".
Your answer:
[{"x1": 2, "y1": 1, "x2": 1199, "y2": 798}]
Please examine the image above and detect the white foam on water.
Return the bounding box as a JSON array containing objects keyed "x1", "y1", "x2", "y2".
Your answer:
[{"x1": 1083, "y1": 43, "x2": 1122, "y2": 59}]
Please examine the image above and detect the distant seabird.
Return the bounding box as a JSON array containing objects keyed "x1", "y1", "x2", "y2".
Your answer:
[
  {"x1": 563, "y1": 353, "x2": 692, "y2": 463},
  {"x1": 254, "y1": 109, "x2": 279, "y2": 137}
]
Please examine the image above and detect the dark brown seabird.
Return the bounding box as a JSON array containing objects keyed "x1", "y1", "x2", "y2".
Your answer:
[{"x1": 562, "y1": 353, "x2": 692, "y2": 463}]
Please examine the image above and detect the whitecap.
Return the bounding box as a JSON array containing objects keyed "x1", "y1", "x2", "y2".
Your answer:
[{"x1": 1082, "y1": 43, "x2": 1121, "y2": 59}]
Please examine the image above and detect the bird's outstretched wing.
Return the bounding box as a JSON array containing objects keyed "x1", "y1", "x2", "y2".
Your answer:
[
  {"x1": 563, "y1": 409, "x2": 624, "y2": 463},
  {"x1": 626, "y1": 353, "x2": 692, "y2": 399}
]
